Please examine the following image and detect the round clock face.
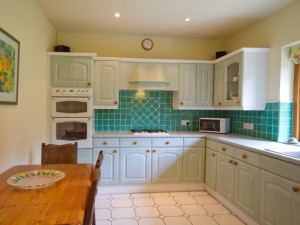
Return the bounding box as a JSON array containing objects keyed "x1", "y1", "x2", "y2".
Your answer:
[{"x1": 142, "y1": 38, "x2": 153, "y2": 51}]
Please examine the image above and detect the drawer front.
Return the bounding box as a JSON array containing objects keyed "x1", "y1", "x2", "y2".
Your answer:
[
  {"x1": 234, "y1": 147, "x2": 260, "y2": 167},
  {"x1": 216, "y1": 142, "x2": 234, "y2": 157},
  {"x1": 206, "y1": 139, "x2": 217, "y2": 151},
  {"x1": 152, "y1": 138, "x2": 183, "y2": 147},
  {"x1": 184, "y1": 138, "x2": 205, "y2": 148},
  {"x1": 260, "y1": 155, "x2": 300, "y2": 183},
  {"x1": 120, "y1": 138, "x2": 151, "y2": 148},
  {"x1": 93, "y1": 138, "x2": 119, "y2": 147}
]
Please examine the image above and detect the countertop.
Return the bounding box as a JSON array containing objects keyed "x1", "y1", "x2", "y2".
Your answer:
[{"x1": 93, "y1": 131, "x2": 300, "y2": 165}]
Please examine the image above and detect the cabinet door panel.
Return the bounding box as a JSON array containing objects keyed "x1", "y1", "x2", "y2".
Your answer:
[
  {"x1": 183, "y1": 148, "x2": 205, "y2": 183},
  {"x1": 196, "y1": 64, "x2": 213, "y2": 106},
  {"x1": 205, "y1": 148, "x2": 217, "y2": 189},
  {"x1": 178, "y1": 64, "x2": 196, "y2": 106},
  {"x1": 213, "y1": 61, "x2": 223, "y2": 106}
]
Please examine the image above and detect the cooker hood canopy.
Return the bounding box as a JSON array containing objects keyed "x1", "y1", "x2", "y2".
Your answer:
[{"x1": 129, "y1": 63, "x2": 169, "y2": 90}]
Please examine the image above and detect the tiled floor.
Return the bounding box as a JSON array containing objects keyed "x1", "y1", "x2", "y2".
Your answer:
[{"x1": 95, "y1": 191, "x2": 246, "y2": 225}]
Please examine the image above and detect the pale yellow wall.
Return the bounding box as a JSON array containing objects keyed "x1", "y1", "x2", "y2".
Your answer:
[
  {"x1": 0, "y1": 0, "x2": 56, "y2": 172},
  {"x1": 224, "y1": 1, "x2": 300, "y2": 101},
  {"x1": 57, "y1": 33, "x2": 227, "y2": 60}
]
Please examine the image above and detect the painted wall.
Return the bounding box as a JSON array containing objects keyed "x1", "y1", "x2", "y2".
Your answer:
[
  {"x1": 0, "y1": 0, "x2": 56, "y2": 172},
  {"x1": 224, "y1": 1, "x2": 300, "y2": 102}
]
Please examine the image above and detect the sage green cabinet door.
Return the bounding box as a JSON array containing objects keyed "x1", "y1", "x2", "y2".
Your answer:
[
  {"x1": 216, "y1": 153, "x2": 235, "y2": 202},
  {"x1": 234, "y1": 160, "x2": 260, "y2": 222},
  {"x1": 51, "y1": 56, "x2": 93, "y2": 87},
  {"x1": 205, "y1": 148, "x2": 217, "y2": 190},
  {"x1": 94, "y1": 61, "x2": 119, "y2": 108},
  {"x1": 77, "y1": 148, "x2": 92, "y2": 164},
  {"x1": 94, "y1": 148, "x2": 119, "y2": 185},
  {"x1": 260, "y1": 170, "x2": 300, "y2": 225},
  {"x1": 183, "y1": 147, "x2": 205, "y2": 183},
  {"x1": 196, "y1": 64, "x2": 214, "y2": 107},
  {"x1": 213, "y1": 61, "x2": 224, "y2": 107},
  {"x1": 120, "y1": 148, "x2": 151, "y2": 184},
  {"x1": 152, "y1": 148, "x2": 183, "y2": 183}
]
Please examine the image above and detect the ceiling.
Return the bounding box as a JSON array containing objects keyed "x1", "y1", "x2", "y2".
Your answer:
[{"x1": 37, "y1": 0, "x2": 294, "y2": 39}]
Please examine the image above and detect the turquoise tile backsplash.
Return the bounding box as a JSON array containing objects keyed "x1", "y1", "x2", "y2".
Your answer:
[{"x1": 94, "y1": 90, "x2": 293, "y2": 142}]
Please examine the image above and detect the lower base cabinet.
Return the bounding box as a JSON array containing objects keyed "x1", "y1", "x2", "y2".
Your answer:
[
  {"x1": 77, "y1": 148, "x2": 92, "y2": 163},
  {"x1": 205, "y1": 148, "x2": 217, "y2": 189},
  {"x1": 260, "y1": 170, "x2": 300, "y2": 225}
]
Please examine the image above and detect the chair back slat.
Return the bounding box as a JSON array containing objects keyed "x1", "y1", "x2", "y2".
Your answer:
[
  {"x1": 41, "y1": 142, "x2": 78, "y2": 164},
  {"x1": 95, "y1": 150, "x2": 104, "y2": 169}
]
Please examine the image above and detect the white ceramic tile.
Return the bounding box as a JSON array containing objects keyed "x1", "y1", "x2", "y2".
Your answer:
[
  {"x1": 174, "y1": 196, "x2": 197, "y2": 205},
  {"x1": 133, "y1": 198, "x2": 154, "y2": 206},
  {"x1": 189, "y1": 191, "x2": 209, "y2": 196},
  {"x1": 111, "y1": 193, "x2": 131, "y2": 199},
  {"x1": 135, "y1": 207, "x2": 160, "y2": 217},
  {"x1": 95, "y1": 199, "x2": 110, "y2": 208},
  {"x1": 164, "y1": 216, "x2": 192, "y2": 225},
  {"x1": 214, "y1": 215, "x2": 245, "y2": 225},
  {"x1": 150, "y1": 192, "x2": 170, "y2": 197},
  {"x1": 158, "y1": 205, "x2": 184, "y2": 216},
  {"x1": 96, "y1": 194, "x2": 111, "y2": 200},
  {"x1": 138, "y1": 218, "x2": 165, "y2": 225},
  {"x1": 112, "y1": 208, "x2": 135, "y2": 219},
  {"x1": 203, "y1": 204, "x2": 230, "y2": 215},
  {"x1": 111, "y1": 198, "x2": 132, "y2": 207},
  {"x1": 194, "y1": 195, "x2": 218, "y2": 204},
  {"x1": 181, "y1": 205, "x2": 207, "y2": 216},
  {"x1": 189, "y1": 215, "x2": 219, "y2": 225},
  {"x1": 112, "y1": 219, "x2": 138, "y2": 225},
  {"x1": 170, "y1": 191, "x2": 189, "y2": 196},
  {"x1": 131, "y1": 193, "x2": 150, "y2": 198},
  {"x1": 95, "y1": 208, "x2": 111, "y2": 220},
  {"x1": 96, "y1": 219, "x2": 111, "y2": 225},
  {"x1": 153, "y1": 197, "x2": 176, "y2": 205}
]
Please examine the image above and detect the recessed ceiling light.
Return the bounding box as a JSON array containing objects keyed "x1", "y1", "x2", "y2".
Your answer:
[
  {"x1": 115, "y1": 13, "x2": 120, "y2": 18},
  {"x1": 185, "y1": 18, "x2": 191, "y2": 22}
]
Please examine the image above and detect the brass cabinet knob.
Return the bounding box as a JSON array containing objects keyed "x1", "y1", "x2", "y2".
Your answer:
[
  {"x1": 87, "y1": 82, "x2": 91, "y2": 86},
  {"x1": 229, "y1": 159, "x2": 233, "y2": 164},
  {"x1": 218, "y1": 102, "x2": 221, "y2": 106},
  {"x1": 222, "y1": 147, "x2": 226, "y2": 151},
  {"x1": 165, "y1": 141, "x2": 170, "y2": 145},
  {"x1": 236, "y1": 100, "x2": 240, "y2": 105},
  {"x1": 180, "y1": 102, "x2": 184, "y2": 105},
  {"x1": 292, "y1": 186, "x2": 300, "y2": 192},
  {"x1": 113, "y1": 149, "x2": 118, "y2": 154},
  {"x1": 114, "y1": 101, "x2": 118, "y2": 105},
  {"x1": 234, "y1": 161, "x2": 238, "y2": 165},
  {"x1": 103, "y1": 141, "x2": 107, "y2": 145},
  {"x1": 133, "y1": 141, "x2": 138, "y2": 145},
  {"x1": 212, "y1": 153, "x2": 216, "y2": 157},
  {"x1": 242, "y1": 154, "x2": 247, "y2": 159},
  {"x1": 152, "y1": 149, "x2": 157, "y2": 153},
  {"x1": 146, "y1": 149, "x2": 150, "y2": 153}
]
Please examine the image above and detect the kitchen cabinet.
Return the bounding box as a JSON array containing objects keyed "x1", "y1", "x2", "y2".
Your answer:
[
  {"x1": 173, "y1": 63, "x2": 214, "y2": 109},
  {"x1": 213, "y1": 48, "x2": 269, "y2": 110},
  {"x1": 152, "y1": 138, "x2": 183, "y2": 183},
  {"x1": 205, "y1": 139, "x2": 217, "y2": 190},
  {"x1": 51, "y1": 55, "x2": 94, "y2": 88},
  {"x1": 119, "y1": 138, "x2": 151, "y2": 184},
  {"x1": 183, "y1": 138, "x2": 205, "y2": 183},
  {"x1": 93, "y1": 138, "x2": 119, "y2": 185},
  {"x1": 77, "y1": 148, "x2": 93, "y2": 163},
  {"x1": 93, "y1": 61, "x2": 119, "y2": 109}
]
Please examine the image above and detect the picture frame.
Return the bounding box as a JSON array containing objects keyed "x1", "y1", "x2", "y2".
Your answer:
[{"x1": 0, "y1": 27, "x2": 20, "y2": 105}]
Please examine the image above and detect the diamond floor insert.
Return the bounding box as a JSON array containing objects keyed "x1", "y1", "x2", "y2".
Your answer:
[{"x1": 95, "y1": 191, "x2": 246, "y2": 225}]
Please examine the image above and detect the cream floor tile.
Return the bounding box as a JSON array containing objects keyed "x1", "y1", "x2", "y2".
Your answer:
[
  {"x1": 170, "y1": 191, "x2": 189, "y2": 196},
  {"x1": 131, "y1": 193, "x2": 150, "y2": 198},
  {"x1": 111, "y1": 193, "x2": 131, "y2": 198},
  {"x1": 135, "y1": 206, "x2": 160, "y2": 217},
  {"x1": 214, "y1": 214, "x2": 245, "y2": 225},
  {"x1": 95, "y1": 208, "x2": 111, "y2": 220},
  {"x1": 189, "y1": 191, "x2": 209, "y2": 196},
  {"x1": 96, "y1": 194, "x2": 110, "y2": 200},
  {"x1": 150, "y1": 192, "x2": 170, "y2": 197},
  {"x1": 194, "y1": 195, "x2": 218, "y2": 204},
  {"x1": 95, "y1": 199, "x2": 110, "y2": 208},
  {"x1": 153, "y1": 196, "x2": 176, "y2": 205},
  {"x1": 112, "y1": 218, "x2": 138, "y2": 225},
  {"x1": 138, "y1": 218, "x2": 165, "y2": 225},
  {"x1": 180, "y1": 205, "x2": 207, "y2": 216},
  {"x1": 112, "y1": 207, "x2": 135, "y2": 219},
  {"x1": 203, "y1": 204, "x2": 230, "y2": 215},
  {"x1": 111, "y1": 198, "x2": 132, "y2": 207},
  {"x1": 133, "y1": 197, "x2": 155, "y2": 206},
  {"x1": 96, "y1": 220, "x2": 111, "y2": 225},
  {"x1": 174, "y1": 196, "x2": 197, "y2": 205},
  {"x1": 158, "y1": 205, "x2": 184, "y2": 216},
  {"x1": 164, "y1": 216, "x2": 192, "y2": 225},
  {"x1": 189, "y1": 215, "x2": 219, "y2": 225}
]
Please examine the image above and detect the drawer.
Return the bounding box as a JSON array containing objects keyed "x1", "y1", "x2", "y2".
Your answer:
[
  {"x1": 152, "y1": 138, "x2": 183, "y2": 147},
  {"x1": 206, "y1": 139, "x2": 217, "y2": 151},
  {"x1": 260, "y1": 155, "x2": 300, "y2": 183},
  {"x1": 184, "y1": 138, "x2": 205, "y2": 148},
  {"x1": 216, "y1": 142, "x2": 234, "y2": 157},
  {"x1": 93, "y1": 138, "x2": 119, "y2": 147},
  {"x1": 234, "y1": 147, "x2": 259, "y2": 167},
  {"x1": 120, "y1": 138, "x2": 151, "y2": 148}
]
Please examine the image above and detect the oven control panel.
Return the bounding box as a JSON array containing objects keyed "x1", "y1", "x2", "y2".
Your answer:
[{"x1": 51, "y1": 88, "x2": 92, "y2": 97}]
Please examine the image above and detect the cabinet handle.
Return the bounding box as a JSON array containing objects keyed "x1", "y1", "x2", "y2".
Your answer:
[
  {"x1": 133, "y1": 141, "x2": 138, "y2": 145},
  {"x1": 234, "y1": 161, "x2": 238, "y2": 165},
  {"x1": 218, "y1": 102, "x2": 221, "y2": 106},
  {"x1": 103, "y1": 141, "x2": 107, "y2": 145},
  {"x1": 146, "y1": 149, "x2": 150, "y2": 153},
  {"x1": 114, "y1": 101, "x2": 118, "y2": 105},
  {"x1": 113, "y1": 149, "x2": 118, "y2": 154},
  {"x1": 242, "y1": 154, "x2": 247, "y2": 159},
  {"x1": 229, "y1": 159, "x2": 233, "y2": 164},
  {"x1": 292, "y1": 186, "x2": 300, "y2": 192},
  {"x1": 236, "y1": 100, "x2": 240, "y2": 105},
  {"x1": 180, "y1": 102, "x2": 184, "y2": 105},
  {"x1": 165, "y1": 141, "x2": 170, "y2": 145},
  {"x1": 212, "y1": 153, "x2": 216, "y2": 157},
  {"x1": 87, "y1": 82, "x2": 91, "y2": 86},
  {"x1": 152, "y1": 149, "x2": 157, "y2": 153},
  {"x1": 222, "y1": 147, "x2": 226, "y2": 151}
]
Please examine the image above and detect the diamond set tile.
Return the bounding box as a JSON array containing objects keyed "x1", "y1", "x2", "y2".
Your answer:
[{"x1": 132, "y1": 97, "x2": 159, "y2": 127}]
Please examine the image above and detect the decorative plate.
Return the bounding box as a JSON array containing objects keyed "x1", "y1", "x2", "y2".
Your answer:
[{"x1": 7, "y1": 170, "x2": 65, "y2": 189}]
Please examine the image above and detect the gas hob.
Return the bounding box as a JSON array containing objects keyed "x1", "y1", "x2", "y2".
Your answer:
[{"x1": 131, "y1": 129, "x2": 169, "y2": 135}]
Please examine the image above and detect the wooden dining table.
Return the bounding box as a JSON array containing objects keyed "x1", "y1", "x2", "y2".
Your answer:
[{"x1": 0, "y1": 164, "x2": 94, "y2": 225}]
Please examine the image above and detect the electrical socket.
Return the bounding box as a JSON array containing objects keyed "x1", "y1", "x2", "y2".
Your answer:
[
  {"x1": 181, "y1": 120, "x2": 190, "y2": 126},
  {"x1": 243, "y1": 123, "x2": 254, "y2": 130}
]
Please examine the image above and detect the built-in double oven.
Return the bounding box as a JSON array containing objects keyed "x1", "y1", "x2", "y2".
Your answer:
[{"x1": 50, "y1": 88, "x2": 93, "y2": 148}]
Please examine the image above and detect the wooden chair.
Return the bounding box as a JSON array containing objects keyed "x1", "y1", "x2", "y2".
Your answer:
[
  {"x1": 41, "y1": 142, "x2": 78, "y2": 164},
  {"x1": 83, "y1": 167, "x2": 101, "y2": 225},
  {"x1": 95, "y1": 150, "x2": 104, "y2": 169}
]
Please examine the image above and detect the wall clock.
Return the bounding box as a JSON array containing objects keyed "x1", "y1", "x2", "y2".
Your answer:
[{"x1": 141, "y1": 38, "x2": 153, "y2": 51}]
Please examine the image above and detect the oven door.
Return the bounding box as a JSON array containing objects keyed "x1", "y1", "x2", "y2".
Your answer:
[
  {"x1": 51, "y1": 97, "x2": 92, "y2": 117},
  {"x1": 51, "y1": 117, "x2": 92, "y2": 148}
]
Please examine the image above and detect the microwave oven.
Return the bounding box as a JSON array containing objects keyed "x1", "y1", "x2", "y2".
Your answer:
[{"x1": 199, "y1": 118, "x2": 231, "y2": 133}]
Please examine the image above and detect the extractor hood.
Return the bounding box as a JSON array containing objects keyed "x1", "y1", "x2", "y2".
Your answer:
[{"x1": 129, "y1": 63, "x2": 169, "y2": 90}]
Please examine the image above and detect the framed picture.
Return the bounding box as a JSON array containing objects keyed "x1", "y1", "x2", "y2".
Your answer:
[{"x1": 0, "y1": 27, "x2": 20, "y2": 105}]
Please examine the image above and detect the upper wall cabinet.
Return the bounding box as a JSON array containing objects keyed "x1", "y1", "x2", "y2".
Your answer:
[
  {"x1": 50, "y1": 53, "x2": 95, "y2": 88},
  {"x1": 173, "y1": 63, "x2": 214, "y2": 109},
  {"x1": 214, "y1": 48, "x2": 269, "y2": 110},
  {"x1": 93, "y1": 61, "x2": 120, "y2": 109}
]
